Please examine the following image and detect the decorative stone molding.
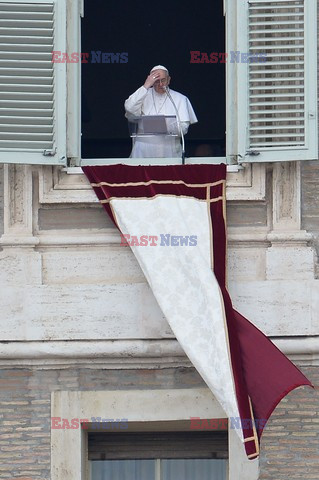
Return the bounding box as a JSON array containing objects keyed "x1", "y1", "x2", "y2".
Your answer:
[
  {"x1": 39, "y1": 165, "x2": 96, "y2": 204},
  {"x1": 38, "y1": 163, "x2": 266, "y2": 204},
  {"x1": 36, "y1": 227, "x2": 268, "y2": 249},
  {"x1": 1, "y1": 164, "x2": 39, "y2": 247},
  {"x1": 0, "y1": 339, "x2": 188, "y2": 369},
  {"x1": 0, "y1": 165, "x2": 42, "y2": 285},
  {"x1": 271, "y1": 161, "x2": 301, "y2": 233},
  {"x1": 226, "y1": 163, "x2": 266, "y2": 201},
  {"x1": 266, "y1": 161, "x2": 315, "y2": 281},
  {"x1": 0, "y1": 337, "x2": 317, "y2": 368}
]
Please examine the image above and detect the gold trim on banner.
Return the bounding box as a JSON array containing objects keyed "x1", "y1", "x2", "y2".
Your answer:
[
  {"x1": 210, "y1": 180, "x2": 246, "y2": 457},
  {"x1": 210, "y1": 179, "x2": 239, "y2": 449},
  {"x1": 91, "y1": 179, "x2": 225, "y2": 188},
  {"x1": 99, "y1": 194, "x2": 224, "y2": 204},
  {"x1": 222, "y1": 181, "x2": 228, "y2": 288},
  {"x1": 247, "y1": 453, "x2": 259, "y2": 460},
  {"x1": 209, "y1": 196, "x2": 224, "y2": 203},
  {"x1": 206, "y1": 186, "x2": 214, "y2": 271},
  {"x1": 217, "y1": 286, "x2": 239, "y2": 437},
  {"x1": 244, "y1": 436, "x2": 256, "y2": 443},
  {"x1": 248, "y1": 396, "x2": 260, "y2": 456}
]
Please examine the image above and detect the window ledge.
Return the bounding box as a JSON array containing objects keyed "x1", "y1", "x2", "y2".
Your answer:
[
  {"x1": 63, "y1": 163, "x2": 244, "y2": 175},
  {"x1": 40, "y1": 163, "x2": 265, "y2": 204}
]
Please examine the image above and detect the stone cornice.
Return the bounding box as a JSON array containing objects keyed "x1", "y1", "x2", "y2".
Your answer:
[{"x1": 0, "y1": 337, "x2": 317, "y2": 368}]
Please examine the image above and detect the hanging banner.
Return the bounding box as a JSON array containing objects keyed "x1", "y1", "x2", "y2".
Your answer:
[{"x1": 83, "y1": 164, "x2": 312, "y2": 459}]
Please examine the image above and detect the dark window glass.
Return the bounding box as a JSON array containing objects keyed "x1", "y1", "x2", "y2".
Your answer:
[{"x1": 81, "y1": 0, "x2": 225, "y2": 158}]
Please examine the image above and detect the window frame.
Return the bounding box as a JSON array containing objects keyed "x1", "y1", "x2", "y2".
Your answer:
[
  {"x1": 0, "y1": 0, "x2": 317, "y2": 165},
  {"x1": 51, "y1": 388, "x2": 259, "y2": 480},
  {"x1": 72, "y1": 0, "x2": 317, "y2": 167},
  {"x1": 88, "y1": 430, "x2": 229, "y2": 480},
  {"x1": 70, "y1": 0, "x2": 228, "y2": 167}
]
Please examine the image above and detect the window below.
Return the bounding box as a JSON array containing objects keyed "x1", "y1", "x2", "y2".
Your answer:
[
  {"x1": 88, "y1": 431, "x2": 228, "y2": 480},
  {"x1": 90, "y1": 459, "x2": 227, "y2": 480}
]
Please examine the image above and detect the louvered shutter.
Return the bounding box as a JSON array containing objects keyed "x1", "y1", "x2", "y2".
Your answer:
[
  {"x1": 227, "y1": 0, "x2": 317, "y2": 163},
  {"x1": 0, "y1": 0, "x2": 66, "y2": 164}
]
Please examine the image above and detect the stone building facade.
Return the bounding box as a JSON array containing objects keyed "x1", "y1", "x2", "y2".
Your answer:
[
  {"x1": 0, "y1": 0, "x2": 318, "y2": 478},
  {"x1": 0, "y1": 159, "x2": 318, "y2": 480}
]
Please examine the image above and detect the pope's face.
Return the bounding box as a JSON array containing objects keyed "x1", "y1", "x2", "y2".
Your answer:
[{"x1": 152, "y1": 69, "x2": 170, "y2": 94}]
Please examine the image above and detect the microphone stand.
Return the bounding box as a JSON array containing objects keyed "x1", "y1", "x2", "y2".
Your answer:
[{"x1": 164, "y1": 87, "x2": 185, "y2": 165}]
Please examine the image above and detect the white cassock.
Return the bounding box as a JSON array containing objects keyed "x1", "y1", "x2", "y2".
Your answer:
[{"x1": 124, "y1": 86, "x2": 198, "y2": 158}]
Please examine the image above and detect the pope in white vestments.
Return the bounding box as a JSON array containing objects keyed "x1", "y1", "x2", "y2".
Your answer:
[{"x1": 124, "y1": 65, "x2": 198, "y2": 158}]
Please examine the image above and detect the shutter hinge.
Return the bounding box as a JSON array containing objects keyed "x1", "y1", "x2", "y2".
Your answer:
[
  {"x1": 246, "y1": 150, "x2": 260, "y2": 156},
  {"x1": 43, "y1": 147, "x2": 57, "y2": 156},
  {"x1": 227, "y1": 154, "x2": 244, "y2": 165}
]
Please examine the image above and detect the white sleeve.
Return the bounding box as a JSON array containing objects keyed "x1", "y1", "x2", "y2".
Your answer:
[
  {"x1": 171, "y1": 121, "x2": 190, "y2": 135},
  {"x1": 124, "y1": 86, "x2": 148, "y2": 118},
  {"x1": 180, "y1": 121, "x2": 190, "y2": 135},
  {"x1": 167, "y1": 118, "x2": 190, "y2": 136}
]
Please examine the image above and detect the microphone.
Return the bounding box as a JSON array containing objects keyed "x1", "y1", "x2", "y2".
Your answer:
[{"x1": 164, "y1": 87, "x2": 185, "y2": 164}]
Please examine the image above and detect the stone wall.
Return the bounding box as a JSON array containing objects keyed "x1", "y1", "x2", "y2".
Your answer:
[
  {"x1": 259, "y1": 366, "x2": 319, "y2": 480},
  {"x1": 0, "y1": 367, "x2": 203, "y2": 479},
  {"x1": 0, "y1": 365, "x2": 317, "y2": 479},
  {"x1": 301, "y1": 160, "x2": 319, "y2": 278}
]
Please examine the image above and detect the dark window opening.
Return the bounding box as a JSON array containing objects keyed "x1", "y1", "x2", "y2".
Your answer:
[
  {"x1": 81, "y1": 0, "x2": 225, "y2": 158},
  {"x1": 88, "y1": 431, "x2": 228, "y2": 480}
]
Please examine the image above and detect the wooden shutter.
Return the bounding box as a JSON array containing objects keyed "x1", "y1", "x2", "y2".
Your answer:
[
  {"x1": 0, "y1": 0, "x2": 66, "y2": 164},
  {"x1": 227, "y1": 0, "x2": 317, "y2": 163}
]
